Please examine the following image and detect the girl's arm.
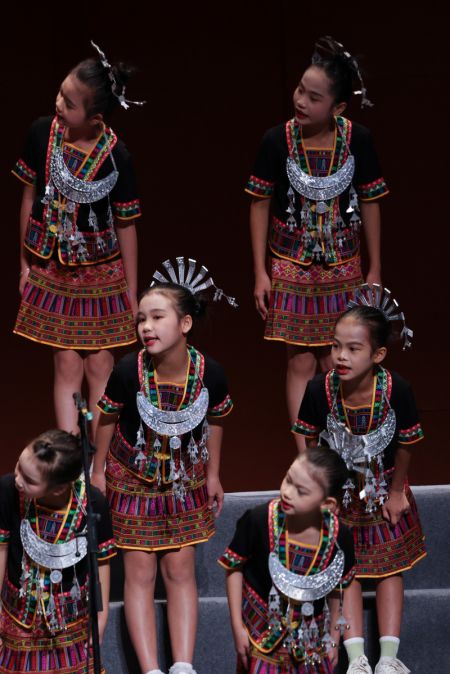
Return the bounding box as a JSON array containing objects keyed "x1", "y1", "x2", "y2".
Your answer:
[
  {"x1": 97, "y1": 561, "x2": 111, "y2": 644},
  {"x1": 205, "y1": 419, "x2": 224, "y2": 518},
  {"x1": 250, "y1": 198, "x2": 271, "y2": 320},
  {"x1": 382, "y1": 445, "x2": 412, "y2": 526},
  {"x1": 226, "y1": 570, "x2": 250, "y2": 669},
  {"x1": 115, "y1": 220, "x2": 138, "y2": 316},
  {"x1": 91, "y1": 412, "x2": 118, "y2": 495},
  {"x1": 360, "y1": 200, "x2": 381, "y2": 286},
  {"x1": 19, "y1": 185, "x2": 35, "y2": 294}
]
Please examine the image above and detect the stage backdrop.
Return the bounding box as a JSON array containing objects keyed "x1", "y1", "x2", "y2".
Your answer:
[{"x1": 1, "y1": 1, "x2": 448, "y2": 490}]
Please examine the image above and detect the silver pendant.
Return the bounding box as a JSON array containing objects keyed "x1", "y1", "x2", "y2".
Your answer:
[
  {"x1": 268, "y1": 547, "x2": 344, "y2": 601},
  {"x1": 50, "y1": 147, "x2": 118, "y2": 203},
  {"x1": 136, "y1": 387, "x2": 209, "y2": 436},
  {"x1": 20, "y1": 519, "x2": 88, "y2": 569},
  {"x1": 286, "y1": 154, "x2": 355, "y2": 201}
]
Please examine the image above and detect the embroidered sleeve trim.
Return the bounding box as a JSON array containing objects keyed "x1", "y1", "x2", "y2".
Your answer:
[
  {"x1": 112, "y1": 199, "x2": 142, "y2": 220},
  {"x1": 358, "y1": 177, "x2": 389, "y2": 201},
  {"x1": 0, "y1": 528, "x2": 10, "y2": 543},
  {"x1": 217, "y1": 547, "x2": 247, "y2": 570},
  {"x1": 341, "y1": 566, "x2": 356, "y2": 588},
  {"x1": 245, "y1": 175, "x2": 274, "y2": 198},
  {"x1": 97, "y1": 538, "x2": 117, "y2": 560},
  {"x1": 209, "y1": 394, "x2": 233, "y2": 418},
  {"x1": 398, "y1": 423, "x2": 424, "y2": 444},
  {"x1": 97, "y1": 394, "x2": 124, "y2": 414},
  {"x1": 12, "y1": 159, "x2": 37, "y2": 186},
  {"x1": 291, "y1": 419, "x2": 320, "y2": 437}
]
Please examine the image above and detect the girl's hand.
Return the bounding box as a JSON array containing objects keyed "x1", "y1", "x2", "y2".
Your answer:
[
  {"x1": 91, "y1": 471, "x2": 106, "y2": 496},
  {"x1": 128, "y1": 292, "x2": 138, "y2": 319},
  {"x1": 254, "y1": 271, "x2": 271, "y2": 320},
  {"x1": 382, "y1": 489, "x2": 409, "y2": 526},
  {"x1": 206, "y1": 475, "x2": 224, "y2": 518},
  {"x1": 365, "y1": 269, "x2": 381, "y2": 287},
  {"x1": 232, "y1": 622, "x2": 250, "y2": 670},
  {"x1": 19, "y1": 266, "x2": 30, "y2": 295}
]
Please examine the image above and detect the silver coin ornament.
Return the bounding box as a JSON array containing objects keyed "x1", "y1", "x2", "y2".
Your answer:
[{"x1": 50, "y1": 569, "x2": 63, "y2": 584}]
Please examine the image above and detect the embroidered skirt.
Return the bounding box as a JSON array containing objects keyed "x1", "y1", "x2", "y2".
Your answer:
[
  {"x1": 340, "y1": 479, "x2": 426, "y2": 578},
  {"x1": 265, "y1": 256, "x2": 363, "y2": 346},
  {"x1": 236, "y1": 643, "x2": 333, "y2": 674},
  {"x1": 105, "y1": 452, "x2": 215, "y2": 550},
  {"x1": 14, "y1": 258, "x2": 137, "y2": 350},
  {"x1": 0, "y1": 611, "x2": 105, "y2": 674}
]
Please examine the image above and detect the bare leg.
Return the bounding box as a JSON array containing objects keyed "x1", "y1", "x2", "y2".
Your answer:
[
  {"x1": 160, "y1": 546, "x2": 198, "y2": 664},
  {"x1": 343, "y1": 579, "x2": 364, "y2": 638},
  {"x1": 286, "y1": 345, "x2": 317, "y2": 426},
  {"x1": 53, "y1": 349, "x2": 84, "y2": 433},
  {"x1": 376, "y1": 575, "x2": 403, "y2": 637},
  {"x1": 123, "y1": 550, "x2": 160, "y2": 673},
  {"x1": 317, "y1": 345, "x2": 332, "y2": 373},
  {"x1": 84, "y1": 349, "x2": 114, "y2": 437}
]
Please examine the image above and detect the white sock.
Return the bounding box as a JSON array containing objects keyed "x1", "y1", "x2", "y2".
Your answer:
[
  {"x1": 379, "y1": 636, "x2": 400, "y2": 659},
  {"x1": 344, "y1": 636, "x2": 365, "y2": 662}
]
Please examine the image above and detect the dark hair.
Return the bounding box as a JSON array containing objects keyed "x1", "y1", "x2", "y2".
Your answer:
[
  {"x1": 310, "y1": 35, "x2": 363, "y2": 104},
  {"x1": 139, "y1": 283, "x2": 208, "y2": 333},
  {"x1": 302, "y1": 445, "x2": 349, "y2": 498},
  {"x1": 336, "y1": 306, "x2": 391, "y2": 350},
  {"x1": 71, "y1": 57, "x2": 136, "y2": 117},
  {"x1": 31, "y1": 430, "x2": 83, "y2": 487}
]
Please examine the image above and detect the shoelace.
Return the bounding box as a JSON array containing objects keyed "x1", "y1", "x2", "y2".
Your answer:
[
  {"x1": 377, "y1": 659, "x2": 410, "y2": 674},
  {"x1": 350, "y1": 656, "x2": 373, "y2": 674}
]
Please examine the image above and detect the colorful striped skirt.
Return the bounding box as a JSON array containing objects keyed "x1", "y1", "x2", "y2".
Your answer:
[
  {"x1": 14, "y1": 258, "x2": 137, "y2": 350},
  {"x1": 0, "y1": 611, "x2": 105, "y2": 673},
  {"x1": 236, "y1": 643, "x2": 333, "y2": 674},
  {"x1": 265, "y1": 256, "x2": 363, "y2": 346},
  {"x1": 340, "y1": 479, "x2": 426, "y2": 578},
  {"x1": 105, "y1": 451, "x2": 215, "y2": 550}
]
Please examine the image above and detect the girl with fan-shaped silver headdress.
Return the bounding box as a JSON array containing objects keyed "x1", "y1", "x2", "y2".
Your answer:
[
  {"x1": 293, "y1": 286, "x2": 425, "y2": 674},
  {"x1": 12, "y1": 41, "x2": 145, "y2": 437},
  {"x1": 219, "y1": 446, "x2": 356, "y2": 674},
  {"x1": 247, "y1": 35, "x2": 388, "y2": 426},
  {"x1": 92, "y1": 258, "x2": 235, "y2": 674}
]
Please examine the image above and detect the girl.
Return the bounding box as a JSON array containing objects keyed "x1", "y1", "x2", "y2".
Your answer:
[
  {"x1": 91, "y1": 258, "x2": 234, "y2": 674},
  {"x1": 219, "y1": 446, "x2": 357, "y2": 674},
  {"x1": 293, "y1": 289, "x2": 425, "y2": 674},
  {"x1": 247, "y1": 35, "x2": 389, "y2": 423},
  {"x1": 0, "y1": 429, "x2": 116, "y2": 674},
  {"x1": 13, "y1": 41, "x2": 143, "y2": 436}
]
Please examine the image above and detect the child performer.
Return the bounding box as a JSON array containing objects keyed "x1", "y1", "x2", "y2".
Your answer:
[
  {"x1": 0, "y1": 429, "x2": 116, "y2": 673},
  {"x1": 13, "y1": 41, "x2": 144, "y2": 435},
  {"x1": 219, "y1": 446, "x2": 357, "y2": 673},
  {"x1": 247, "y1": 35, "x2": 389, "y2": 423},
  {"x1": 91, "y1": 258, "x2": 236, "y2": 674},
  {"x1": 293, "y1": 285, "x2": 425, "y2": 674}
]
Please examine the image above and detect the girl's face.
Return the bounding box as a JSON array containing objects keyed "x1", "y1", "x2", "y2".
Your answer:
[
  {"x1": 292, "y1": 65, "x2": 346, "y2": 129},
  {"x1": 331, "y1": 316, "x2": 386, "y2": 382},
  {"x1": 280, "y1": 456, "x2": 330, "y2": 517},
  {"x1": 136, "y1": 291, "x2": 192, "y2": 358},
  {"x1": 55, "y1": 73, "x2": 97, "y2": 129},
  {"x1": 14, "y1": 446, "x2": 50, "y2": 499}
]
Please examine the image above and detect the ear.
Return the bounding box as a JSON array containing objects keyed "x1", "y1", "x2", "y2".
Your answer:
[
  {"x1": 373, "y1": 346, "x2": 387, "y2": 364},
  {"x1": 181, "y1": 314, "x2": 193, "y2": 335},
  {"x1": 50, "y1": 482, "x2": 70, "y2": 497},
  {"x1": 88, "y1": 112, "x2": 104, "y2": 127},
  {"x1": 333, "y1": 101, "x2": 347, "y2": 117},
  {"x1": 321, "y1": 496, "x2": 338, "y2": 513}
]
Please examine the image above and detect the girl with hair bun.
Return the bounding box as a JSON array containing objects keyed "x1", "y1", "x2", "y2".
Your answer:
[
  {"x1": 293, "y1": 287, "x2": 425, "y2": 674},
  {"x1": 247, "y1": 35, "x2": 389, "y2": 424},
  {"x1": 0, "y1": 429, "x2": 116, "y2": 673},
  {"x1": 92, "y1": 258, "x2": 235, "y2": 674},
  {"x1": 13, "y1": 41, "x2": 144, "y2": 436}
]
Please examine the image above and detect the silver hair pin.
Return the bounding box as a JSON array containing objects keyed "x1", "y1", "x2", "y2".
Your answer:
[
  {"x1": 90, "y1": 40, "x2": 146, "y2": 110},
  {"x1": 151, "y1": 257, "x2": 238, "y2": 308}
]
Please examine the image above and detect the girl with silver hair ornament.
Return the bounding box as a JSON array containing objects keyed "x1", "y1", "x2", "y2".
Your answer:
[
  {"x1": 293, "y1": 287, "x2": 425, "y2": 674},
  {"x1": 13, "y1": 41, "x2": 145, "y2": 438},
  {"x1": 247, "y1": 35, "x2": 388, "y2": 427},
  {"x1": 92, "y1": 258, "x2": 235, "y2": 674}
]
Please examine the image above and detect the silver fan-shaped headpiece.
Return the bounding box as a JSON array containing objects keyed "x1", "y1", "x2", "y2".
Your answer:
[
  {"x1": 151, "y1": 257, "x2": 238, "y2": 308},
  {"x1": 347, "y1": 283, "x2": 413, "y2": 349}
]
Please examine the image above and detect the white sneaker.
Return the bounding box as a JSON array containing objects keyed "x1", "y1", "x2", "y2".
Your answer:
[
  {"x1": 347, "y1": 655, "x2": 373, "y2": 674},
  {"x1": 168, "y1": 664, "x2": 197, "y2": 674},
  {"x1": 374, "y1": 657, "x2": 410, "y2": 674}
]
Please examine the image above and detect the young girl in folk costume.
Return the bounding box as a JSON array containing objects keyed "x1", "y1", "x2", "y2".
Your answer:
[
  {"x1": 0, "y1": 429, "x2": 116, "y2": 674},
  {"x1": 219, "y1": 446, "x2": 358, "y2": 674},
  {"x1": 247, "y1": 36, "x2": 389, "y2": 423},
  {"x1": 91, "y1": 258, "x2": 236, "y2": 674},
  {"x1": 293, "y1": 285, "x2": 425, "y2": 674},
  {"x1": 13, "y1": 41, "x2": 144, "y2": 435}
]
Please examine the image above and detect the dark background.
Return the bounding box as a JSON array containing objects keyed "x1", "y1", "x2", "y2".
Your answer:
[{"x1": 1, "y1": 1, "x2": 448, "y2": 490}]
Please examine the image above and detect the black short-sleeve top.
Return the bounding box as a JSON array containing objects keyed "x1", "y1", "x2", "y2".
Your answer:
[
  {"x1": 293, "y1": 368, "x2": 424, "y2": 471},
  {"x1": 0, "y1": 473, "x2": 115, "y2": 629},
  {"x1": 13, "y1": 116, "x2": 142, "y2": 265},
  {"x1": 245, "y1": 116, "x2": 388, "y2": 266},
  {"x1": 97, "y1": 347, "x2": 233, "y2": 482},
  {"x1": 218, "y1": 499, "x2": 355, "y2": 655}
]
